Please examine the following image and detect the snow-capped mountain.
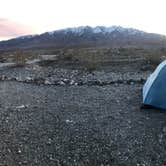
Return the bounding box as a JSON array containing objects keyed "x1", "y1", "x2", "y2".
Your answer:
[
  {"x1": 0, "y1": 26, "x2": 166, "y2": 50},
  {"x1": 48, "y1": 26, "x2": 145, "y2": 36}
]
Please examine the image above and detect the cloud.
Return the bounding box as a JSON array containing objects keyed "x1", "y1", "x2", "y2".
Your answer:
[{"x1": 0, "y1": 18, "x2": 33, "y2": 39}]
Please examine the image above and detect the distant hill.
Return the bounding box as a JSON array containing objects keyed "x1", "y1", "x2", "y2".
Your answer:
[{"x1": 0, "y1": 26, "x2": 166, "y2": 50}]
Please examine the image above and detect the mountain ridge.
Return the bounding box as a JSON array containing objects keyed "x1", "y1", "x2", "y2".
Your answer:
[{"x1": 0, "y1": 26, "x2": 166, "y2": 50}]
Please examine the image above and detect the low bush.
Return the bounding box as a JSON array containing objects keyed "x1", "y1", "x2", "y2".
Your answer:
[{"x1": 12, "y1": 49, "x2": 26, "y2": 67}]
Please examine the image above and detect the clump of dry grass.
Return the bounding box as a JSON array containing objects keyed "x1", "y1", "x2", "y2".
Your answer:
[
  {"x1": 12, "y1": 49, "x2": 26, "y2": 67},
  {"x1": 144, "y1": 48, "x2": 166, "y2": 65}
]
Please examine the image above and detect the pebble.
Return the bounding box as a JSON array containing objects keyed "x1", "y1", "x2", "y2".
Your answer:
[
  {"x1": 65, "y1": 119, "x2": 73, "y2": 123},
  {"x1": 70, "y1": 80, "x2": 75, "y2": 85},
  {"x1": 25, "y1": 76, "x2": 33, "y2": 81},
  {"x1": 58, "y1": 81, "x2": 65, "y2": 85},
  {"x1": 44, "y1": 80, "x2": 52, "y2": 85},
  {"x1": 46, "y1": 138, "x2": 52, "y2": 145},
  {"x1": 18, "y1": 149, "x2": 22, "y2": 154},
  {"x1": 16, "y1": 105, "x2": 26, "y2": 109}
]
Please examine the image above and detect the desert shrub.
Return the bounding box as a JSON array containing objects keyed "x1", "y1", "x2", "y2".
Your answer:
[
  {"x1": 84, "y1": 61, "x2": 99, "y2": 72},
  {"x1": 145, "y1": 54, "x2": 161, "y2": 65},
  {"x1": 83, "y1": 53, "x2": 100, "y2": 72},
  {"x1": 145, "y1": 49, "x2": 164, "y2": 65},
  {"x1": 58, "y1": 50, "x2": 76, "y2": 61},
  {"x1": 60, "y1": 49, "x2": 101, "y2": 71},
  {"x1": 13, "y1": 49, "x2": 26, "y2": 66},
  {"x1": 62, "y1": 54, "x2": 74, "y2": 61}
]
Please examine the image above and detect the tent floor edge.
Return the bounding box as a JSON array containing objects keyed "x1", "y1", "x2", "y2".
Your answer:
[{"x1": 140, "y1": 104, "x2": 156, "y2": 110}]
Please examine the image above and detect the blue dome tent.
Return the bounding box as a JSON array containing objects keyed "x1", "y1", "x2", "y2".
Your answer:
[{"x1": 143, "y1": 60, "x2": 166, "y2": 109}]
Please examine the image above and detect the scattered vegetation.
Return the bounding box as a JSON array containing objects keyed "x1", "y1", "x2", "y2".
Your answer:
[
  {"x1": 12, "y1": 49, "x2": 26, "y2": 66},
  {"x1": 1, "y1": 46, "x2": 166, "y2": 69},
  {"x1": 144, "y1": 48, "x2": 166, "y2": 65}
]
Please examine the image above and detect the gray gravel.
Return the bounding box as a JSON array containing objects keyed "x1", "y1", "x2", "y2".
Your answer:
[
  {"x1": 0, "y1": 61, "x2": 164, "y2": 166},
  {"x1": 0, "y1": 79, "x2": 165, "y2": 165},
  {"x1": 0, "y1": 65, "x2": 151, "y2": 86}
]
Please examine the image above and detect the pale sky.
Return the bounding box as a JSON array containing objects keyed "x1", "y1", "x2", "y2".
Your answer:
[{"x1": 0, "y1": 0, "x2": 166, "y2": 41}]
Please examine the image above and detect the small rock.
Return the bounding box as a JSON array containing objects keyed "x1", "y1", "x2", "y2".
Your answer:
[
  {"x1": 15, "y1": 77, "x2": 22, "y2": 81},
  {"x1": 6, "y1": 77, "x2": 12, "y2": 81},
  {"x1": 70, "y1": 80, "x2": 75, "y2": 85},
  {"x1": 18, "y1": 162, "x2": 22, "y2": 165},
  {"x1": 16, "y1": 105, "x2": 26, "y2": 109},
  {"x1": 63, "y1": 79, "x2": 70, "y2": 84},
  {"x1": 116, "y1": 100, "x2": 120, "y2": 104},
  {"x1": 65, "y1": 119, "x2": 73, "y2": 123},
  {"x1": 158, "y1": 134, "x2": 163, "y2": 143},
  {"x1": 18, "y1": 149, "x2": 22, "y2": 154},
  {"x1": 46, "y1": 138, "x2": 52, "y2": 145},
  {"x1": 1, "y1": 75, "x2": 6, "y2": 81},
  {"x1": 58, "y1": 81, "x2": 65, "y2": 85},
  {"x1": 22, "y1": 161, "x2": 28, "y2": 164},
  {"x1": 49, "y1": 155, "x2": 54, "y2": 161},
  {"x1": 130, "y1": 81, "x2": 134, "y2": 85},
  {"x1": 7, "y1": 148, "x2": 11, "y2": 153},
  {"x1": 127, "y1": 96, "x2": 130, "y2": 100},
  {"x1": 74, "y1": 82, "x2": 78, "y2": 86},
  {"x1": 127, "y1": 120, "x2": 131, "y2": 124},
  {"x1": 44, "y1": 80, "x2": 52, "y2": 85},
  {"x1": 25, "y1": 76, "x2": 33, "y2": 81}
]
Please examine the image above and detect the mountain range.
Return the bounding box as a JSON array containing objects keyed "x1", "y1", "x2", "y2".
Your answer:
[{"x1": 0, "y1": 26, "x2": 166, "y2": 50}]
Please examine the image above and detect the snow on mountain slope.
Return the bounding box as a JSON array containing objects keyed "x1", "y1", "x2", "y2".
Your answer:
[{"x1": 47, "y1": 26, "x2": 145, "y2": 36}]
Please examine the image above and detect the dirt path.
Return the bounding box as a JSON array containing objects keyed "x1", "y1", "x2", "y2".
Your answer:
[{"x1": 0, "y1": 81, "x2": 165, "y2": 165}]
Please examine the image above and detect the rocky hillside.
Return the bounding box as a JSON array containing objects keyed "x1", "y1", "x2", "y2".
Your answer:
[{"x1": 0, "y1": 26, "x2": 166, "y2": 50}]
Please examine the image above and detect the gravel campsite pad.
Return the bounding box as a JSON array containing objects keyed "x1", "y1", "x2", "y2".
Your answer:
[{"x1": 0, "y1": 77, "x2": 165, "y2": 165}]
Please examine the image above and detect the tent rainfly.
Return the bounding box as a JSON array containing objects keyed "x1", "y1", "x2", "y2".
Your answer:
[{"x1": 143, "y1": 60, "x2": 166, "y2": 109}]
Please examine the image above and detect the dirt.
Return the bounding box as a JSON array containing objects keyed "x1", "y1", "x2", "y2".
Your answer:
[{"x1": 0, "y1": 63, "x2": 165, "y2": 166}]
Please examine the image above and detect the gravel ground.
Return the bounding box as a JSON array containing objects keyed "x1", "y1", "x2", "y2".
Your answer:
[
  {"x1": 0, "y1": 64, "x2": 151, "y2": 85},
  {"x1": 0, "y1": 78, "x2": 165, "y2": 165},
  {"x1": 0, "y1": 62, "x2": 165, "y2": 166}
]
